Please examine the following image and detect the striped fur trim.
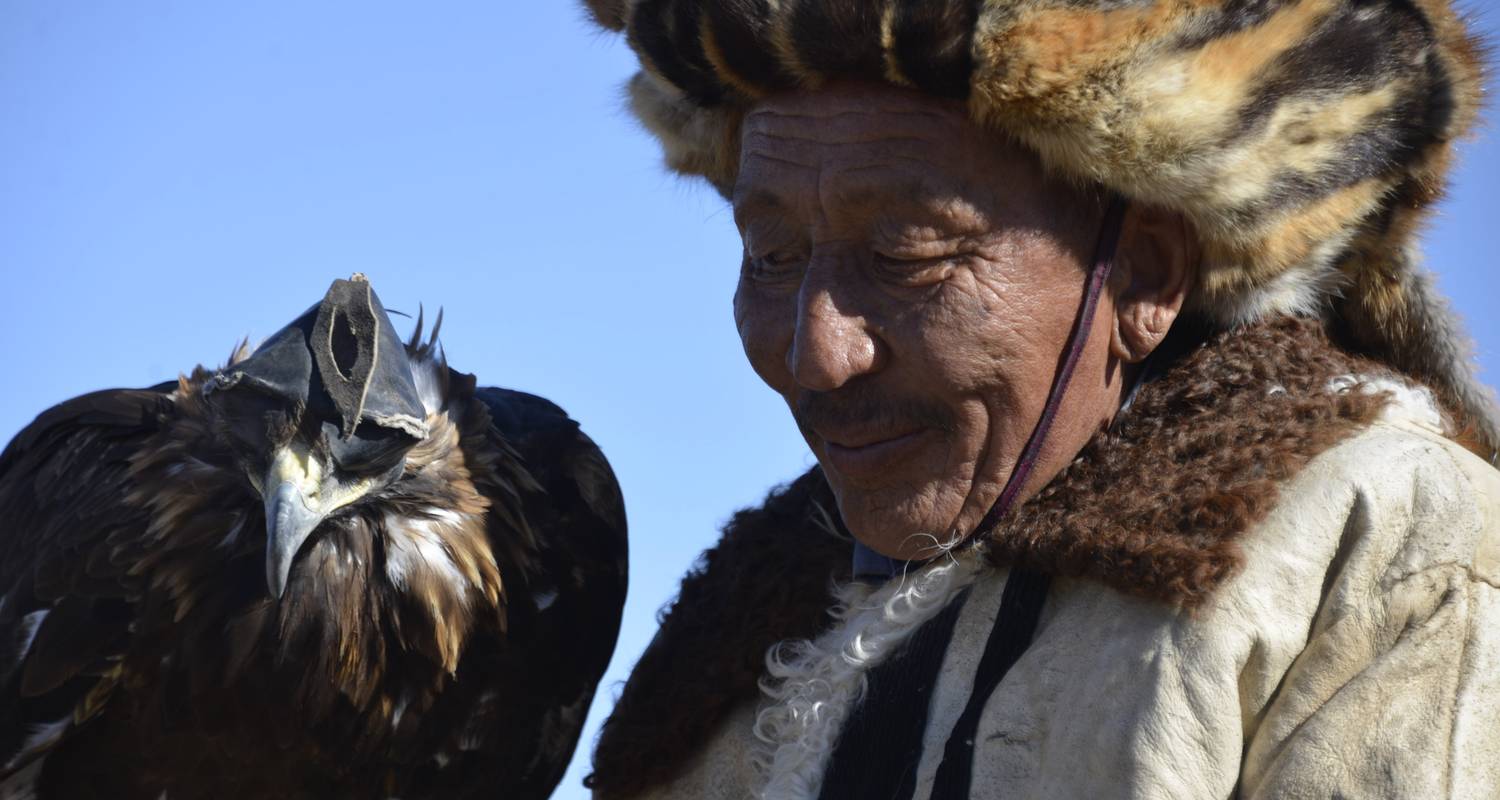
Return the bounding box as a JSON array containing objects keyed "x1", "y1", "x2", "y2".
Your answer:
[{"x1": 584, "y1": 0, "x2": 1498, "y2": 455}]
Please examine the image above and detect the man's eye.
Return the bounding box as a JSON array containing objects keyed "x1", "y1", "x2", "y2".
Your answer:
[
  {"x1": 746, "y1": 250, "x2": 805, "y2": 282},
  {"x1": 760, "y1": 250, "x2": 802, "y2": 267},
  {"x1": 872, "y1": 252, "x2": 961, "y2": 285}
]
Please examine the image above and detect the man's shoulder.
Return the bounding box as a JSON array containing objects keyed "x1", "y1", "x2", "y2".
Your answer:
[{"x1": 1255, "y1": 379, "x2": 1499, "y2": 589}]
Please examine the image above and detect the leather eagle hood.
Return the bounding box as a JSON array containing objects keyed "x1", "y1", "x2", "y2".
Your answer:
[
  {"x1": 204, "y1": 274, "x2": 429, "y2": 443},
  {"x1": 582, "y1": 0, "x2": 1498, "y2": 458}
]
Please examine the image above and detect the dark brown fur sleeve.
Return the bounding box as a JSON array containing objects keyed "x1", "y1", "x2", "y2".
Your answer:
[{"x1": 587, "y1": 468, "x2": 850, "y2": 799}]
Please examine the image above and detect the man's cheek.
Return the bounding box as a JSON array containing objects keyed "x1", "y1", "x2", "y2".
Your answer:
[
  {"x1": 736, "y1": 299, "x2": 796, "y2": 389},
  {"x1": 731, "y1": 262, "x2": 754, "y2": 328}
]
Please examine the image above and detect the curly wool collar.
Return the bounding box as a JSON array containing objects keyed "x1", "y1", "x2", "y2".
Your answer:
[{"x1": 588, "y1": 317, "x2": 1407, "y2": 798}]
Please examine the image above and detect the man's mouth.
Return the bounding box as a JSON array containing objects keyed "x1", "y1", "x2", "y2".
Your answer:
[{"x1": 820, "y1": 428, "x2": 932, "y2": 479}]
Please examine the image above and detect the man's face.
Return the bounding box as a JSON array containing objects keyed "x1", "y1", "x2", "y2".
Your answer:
[{"x1": 732, "y1": 84, "x2": 1111, "y2": 561}]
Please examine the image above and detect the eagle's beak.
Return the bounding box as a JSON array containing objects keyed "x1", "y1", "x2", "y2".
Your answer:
[
  {"x1": 262, "y1": 445, "x2": 331, "y2": 599},
  {"x1": 260, "y1": 441, "x2": 400, "y2": 599},
  {"x1": 263, "y1": 441, "x2": 395, "y2": 599},
  {"x1": 265, "y1": 481, "x2": 324, "y2": 599}
]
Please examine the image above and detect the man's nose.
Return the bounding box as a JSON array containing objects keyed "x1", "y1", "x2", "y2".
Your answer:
[{"x1": 788, "y1": 270, "x2": 882, "y2": 391}]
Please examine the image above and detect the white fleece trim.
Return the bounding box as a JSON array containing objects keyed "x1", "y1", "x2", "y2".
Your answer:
[
  {"x1": 751, "y1": 556, "x2": 983, "y2": 799},
  {"x1": 1326, "y1": 374, "x2": 1446, "y2": 434}
]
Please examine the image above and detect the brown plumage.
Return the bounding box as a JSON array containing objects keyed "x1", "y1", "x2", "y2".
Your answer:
[{"x1": 0, "y1": 279, "x2": 627, "y2": 799}]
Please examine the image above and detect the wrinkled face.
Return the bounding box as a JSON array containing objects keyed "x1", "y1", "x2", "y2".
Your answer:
[{"x1": 732, "y1": 84, "x2": 1116, "y2": 561}]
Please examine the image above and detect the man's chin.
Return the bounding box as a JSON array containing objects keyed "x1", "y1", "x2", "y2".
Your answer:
[{"x1": 829, "y1": 482, "x2": 967, "y2": 562}]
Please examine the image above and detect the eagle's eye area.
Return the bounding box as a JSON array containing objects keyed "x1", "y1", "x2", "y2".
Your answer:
[
  {"x1": 211, "y1": 387, "x2": 295, "y2": 455},
  {"x1": 321, "y1": 420, "x2": 416, "y2": 476}
]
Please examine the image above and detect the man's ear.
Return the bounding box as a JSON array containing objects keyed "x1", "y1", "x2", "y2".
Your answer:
[{"x1": 1110, "y1": 205, "x2": 1197, "y2": 363}]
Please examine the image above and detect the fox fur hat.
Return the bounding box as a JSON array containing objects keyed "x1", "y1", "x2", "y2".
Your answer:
[{"x1": 584, "y1": 0, "x2": 1497, "y2": 456}]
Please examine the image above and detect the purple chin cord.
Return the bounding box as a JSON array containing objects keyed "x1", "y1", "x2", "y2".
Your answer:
[{"x1": 969, "y1": 195, "x2": 1128, "y2": 537}]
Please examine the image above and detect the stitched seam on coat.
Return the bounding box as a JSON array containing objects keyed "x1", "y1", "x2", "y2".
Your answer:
[
  {"x1": 1443, "y1": 580, "x2": 1473, "y2": 799},
  {"x1": 1388, "y1": 562, "x2": 1500, "y2": 593}
]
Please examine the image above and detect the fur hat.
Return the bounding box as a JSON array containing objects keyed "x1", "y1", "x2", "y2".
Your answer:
[{"x1": 583, "y1": 0, "x2": 1497, "y2": 456}]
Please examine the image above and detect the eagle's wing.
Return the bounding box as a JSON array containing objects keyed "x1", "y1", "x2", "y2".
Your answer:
[
  {"x1": 420, "y1": 387, "x2": 627, "y2": 800},
  {"x1": 0, "y1": 386, "x2": 174, "y2": 774}
]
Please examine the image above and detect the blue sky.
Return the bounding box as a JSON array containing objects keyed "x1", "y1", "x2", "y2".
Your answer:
[{"x1": 2, "y1": 4, "x2": 1496, "y2": 797}]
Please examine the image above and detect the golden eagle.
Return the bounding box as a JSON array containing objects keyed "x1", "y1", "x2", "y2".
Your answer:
[{"x1": 0, "y1": 276, "x2": 627, "y2": 799}]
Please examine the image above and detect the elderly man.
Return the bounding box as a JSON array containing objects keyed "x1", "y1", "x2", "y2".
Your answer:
[{"x1": 582, "y1": 1, "x2": 1500, "y2": 798}]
